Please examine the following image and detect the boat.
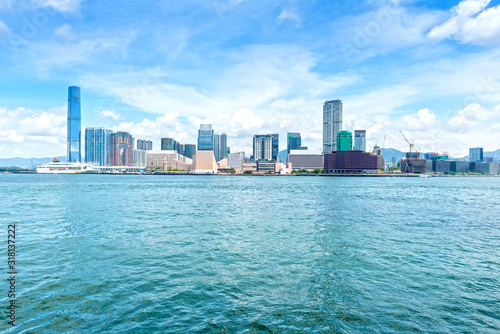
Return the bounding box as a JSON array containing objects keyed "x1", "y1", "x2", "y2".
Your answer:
[
  {"x1": 36, "y1": 158, "x2": 95, "y2": 174},
  {"x1": 419, "y1": 174, "x2": 432, "y2": 178}
]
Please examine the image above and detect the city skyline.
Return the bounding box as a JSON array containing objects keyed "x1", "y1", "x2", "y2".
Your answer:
[{"x1": 1, "y1": 1, "x2": 500, "y2": 158}]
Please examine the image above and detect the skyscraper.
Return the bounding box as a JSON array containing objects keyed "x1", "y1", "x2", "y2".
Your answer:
[
  {"x1": 85, "y1": 127, "x2": 112, "y2": 166},
  {"x1": 337, "y1": 131, "x2": 353, "y2": 151},
  {"x1": 137, "y1": 139, "x2": 153, "y2": 151},
  {"x1": 287, "y1": 133, "x2": 302, "y2": 155},
  {"x1": 469, "y1": 147, "x2": 483, "y2": 162},
  {"x1": 161, "y1": 137, "x2": 178, "y2": 151},
  {"x1": 253, "y1": 134, "x2": 279, "y2": 161},
  {"x1": 213, "y1": 133, "x2": 228, "y2": 162},
  {"x1": 67, "y1": 86, "x2": 81, "y2": 162},
  {"x1": 109, "y1": 131, "x2": 134, "y2": 166},
  {"x1": 198, "y1": 124, "x2": 214, "y2": 150},
  {"x1": 323, "y1": 99, "x2": 343, "y2": 153},
  {"x1": 354, "y1": 130, "x2": 366, "y2": 151},
  {"x1": 181, "y1": 144, "x2": 196, "y2": 159}
]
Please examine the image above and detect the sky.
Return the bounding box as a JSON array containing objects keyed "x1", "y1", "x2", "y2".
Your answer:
[{"x1": 1, "y1": 0, "x2": 500, "y2": 158}]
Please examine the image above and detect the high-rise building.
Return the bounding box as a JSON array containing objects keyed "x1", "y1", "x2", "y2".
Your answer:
[
  {"x1": 213, "y1": 133, "x2": 228, "y2": 162},
  {"x1": 137, "y1": 139, "x2": 152, "y2": 151},
  {"x1": 253, "y1": 134, "x2": 279, "y2": 161},
  {"x1": 85, "y1": 127, "x2": 112, "y2": 166},
  {"x1": 161, "y1": 137, "x2": 178, "y2": 151},
  {"x1": 287, "y1": 133, "x2": 302, "y2": 155},
  {"x1": 323, "y1": 99, "x2": 343, "y2": 153},
  {"x1": 181, "y1": 144, "x2": 196, "y2": 159},
  {"x1": 337, "y1": 131, "x2": 353, "y2": 151},
  {"x1": 354, "y1": 130, "x2": 366, "y2": 151},
  {"x1": 469, "y1": 147, "x2": 484, "y2": 162},
  {"x1": 67, "y1": 86, "x2": 81, "y2": 162},
  {"x1": 198, "y1": 124, "x2": 214, "y2": 151},
  {"x1": 109, "y1": 131, "x2": 134, "y2": 166}
]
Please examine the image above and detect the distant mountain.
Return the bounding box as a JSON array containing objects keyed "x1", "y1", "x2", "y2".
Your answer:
[
  {"x1": 484, "y1": 149, "x2": 500, "y2": 160},
  {"x1": 381, "y1": 148, "x2": 406, "y2": 163},
  {"x1": 0, "y1": 156, "x2": 66, "y2": 168}
]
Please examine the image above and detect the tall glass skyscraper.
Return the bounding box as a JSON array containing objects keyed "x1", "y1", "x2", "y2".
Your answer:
[
  {"x1": 323, "y1": 99, "x2": 343, "y2": 153},
  {"x1": 85, "y1": 127, "x2": 112, "y2": 166},
  {"x1": 287, "y1": 132, "x2": 302, "y2": 155},
  {"x1": 213, "y1": 133, "x2": 228, "y2": 162},
  {"x1": 253, "y1": 134, "x2": 279, "y2": 161},
  {"x1": 67, "y1": 86, "x2": 81, "y2": 162},
  {"x1": 469, "y1": 147, "x2": 484, "y2": 162},
  {"x1": 354, "y1": 130, "x2": 366, "y2": 151},
  {"x1": 198, "y1": 124, "x2": 214, "y2": 151}
]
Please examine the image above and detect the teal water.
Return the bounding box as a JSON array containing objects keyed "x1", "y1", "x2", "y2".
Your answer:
[{"x1": 1, "y1": 174, "x2": 499, "y2": 333}]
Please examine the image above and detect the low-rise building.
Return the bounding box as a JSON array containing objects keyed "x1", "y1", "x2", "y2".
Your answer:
[
  {"x1": 146, "y1": 151, "x2": 192, "y2": 171},
  {"x1": 287, "y1": 149, "x2": 323, "y2": 171},
  {"x1": 324, "y1": 151, "x2": 379, "y2": 174},
  {"x1": 190, "y1": 150, "x2": 218, "y2": 173}
]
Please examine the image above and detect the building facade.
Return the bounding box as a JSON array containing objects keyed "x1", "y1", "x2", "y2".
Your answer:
[
  {"x1": 287, "y1": 150, "x2": 324, "y2": 171},
  {"x1": 198, "y1": 124, "x2": 214, "y2": 150},
  {"x1": 67, "y1": 86, "x2": 82, "y2": 162},
  {"x1": 137, "y1": 139, "x2": 152, "y2": 151},
  {"x1": 161, "y1": 137, "x2": 179, "y2": 151},
  {"x1": 146, "y1": 151, "x2": 192, "y2": 171},
  {"x1": 337, "y1": 131, "x2": 353, "y2": 151},
  {"x1": 253, "y1": 134, "x2": 279, "y2": 161},
  {"x1": 109, "y1": 131, "x2": 134, "y2": 166},
  {"x1": 323, "y1": 99, "x2": 343, "y2": 154},
  {"x1": 287, "y1": 133, "x2": 302, "y2": 155},
  {"x1": 132, "y1": 149, "x2": 147, "y2": 167},
  {"x1": 469, "y1": 147, "x2": 483, "y2": 162},
  {"x1": 85, "y1": 127, "x2": 112, "y2": 166},
  {"x1": 227, "y1": 153, "x2": 245, "y2": 170},
  {"x1": 354, "y1": 130, "x2": 366, "y2": 151},
  {"x1": 213, "y1": 133, "x2": 228, "y2": 162},
  {"x1": 324, "y1": 151, "x2": 379, "y2": 174},
  {"x1": 181, "y1": 144, "x2": 196, "y2": 159}
]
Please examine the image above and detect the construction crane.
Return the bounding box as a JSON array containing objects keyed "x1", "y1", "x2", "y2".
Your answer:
[{"x1": 399, "y1": 130, "x2": 415, "y2": 152}]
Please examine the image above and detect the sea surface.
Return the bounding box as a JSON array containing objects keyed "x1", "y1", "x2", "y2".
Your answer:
[{"x1": 1, "y1": 174, "x2": 499, "y2": 333}]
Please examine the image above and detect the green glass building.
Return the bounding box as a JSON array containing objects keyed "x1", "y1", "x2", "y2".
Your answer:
[{"x1": 337, "y1": 131, "x2": 353, "y2": 151}]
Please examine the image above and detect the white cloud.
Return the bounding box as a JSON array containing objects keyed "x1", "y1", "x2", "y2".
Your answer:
[
  {"x1": 100, "y1": 109, "x2": 120, "y2": 120},
  {"x1": 277, "y1": 7, "x2": 303, "y2": 28},
  {"x1": 0, "y1": 19, "x2": 9, "y2": 35},
  {"x1": 428, "y1": 0, "x2": 500, "y2": 45},
  {"x1": 31, "y1": 0, "x2": 84, "y2": 14},
  {"x1": 0, "y1": 106, "x2": 66, "y2": 158},
  {"x1": 54, "y1": 24, "x2": 77, "y2": 43}
]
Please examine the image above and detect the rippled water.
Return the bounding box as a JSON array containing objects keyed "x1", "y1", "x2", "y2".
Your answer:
[{"x1": 1, "y1": 174, "x2": 499, "y2": 333}]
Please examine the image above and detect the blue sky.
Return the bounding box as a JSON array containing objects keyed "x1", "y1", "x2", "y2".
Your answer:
[{"x1": 1, "y1": 0, "x2": 500, "y2": 158}]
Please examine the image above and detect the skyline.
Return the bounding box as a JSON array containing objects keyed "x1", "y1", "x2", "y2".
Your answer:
[{"x1": 1, "y1": 0, "x2": 500, "y2": 158}]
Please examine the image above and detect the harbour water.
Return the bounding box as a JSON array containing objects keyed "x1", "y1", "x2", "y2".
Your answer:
[{"x1": 1, "y1": 174, "x2": 499, "y2": 333}]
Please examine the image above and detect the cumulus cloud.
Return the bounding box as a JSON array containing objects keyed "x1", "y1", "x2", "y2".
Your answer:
[
  {"x1": 428, "y1": 0, "x2": 500, "y2": 45},
  {"x1": 100, "y1": 109, "x2": 120, "y2": 120},
  {"x1": 277, "y1": 6, "x2": 303, "y2": 28}
]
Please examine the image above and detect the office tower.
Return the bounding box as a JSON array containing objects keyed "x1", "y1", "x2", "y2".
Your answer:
[
  {"x1": 469, "y1": 147, "x2": 483, "y2": 162},
  {"x1": 137, "y1": 139, "x2": 152, "y2": 151},
  {"x1": 182, "y1": 144, "x2": 196, "y2": 159},
  {"x1": 337, "y1": 131, "x2": 353, "y2": 151},
  {"x1": 109, "y1": 131, "x2": 134, "y2": 166},
  {"x1": 67, "y1": 86, "x2": 81, "y2": 162},
  {"x1": 85, "y1": 127, "x2": 112, "y2": 166},
  {"x1": 253, "y1": 134, "x2": 279, "y2": 161},
  {"x1": 354, "y1": 130, "x2": 366, "y2": 151},
  {"x1": 323, "y1": 99, "x2": 343, "y2": 153},
  {"x1": 213, "y1": 133, "x2": 228, "y2": 162},
  {"x1": 287, "y1": 133, "x2": 302, "y2": 155},
  {"x1": 161, "y1": 137, "x2": 178, "y2": 151},
  {"x1": 198, "y1": 124, "x2": 214, "y2": 150}
]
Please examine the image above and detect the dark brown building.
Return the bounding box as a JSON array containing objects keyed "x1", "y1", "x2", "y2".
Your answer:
[{"x1": 324, "y1": 150, "x2": 379, "y2": 174}]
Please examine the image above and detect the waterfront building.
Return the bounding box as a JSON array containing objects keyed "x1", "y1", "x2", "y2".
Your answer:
[
  {"x1": 469, "y1": 147, "x2": 483, "y2": 162},
  {"x1": 400, "y1": 152, "x2": 427, "y2": 174},
  {"x1": 227, "y1": 153, "x2": 245, "y2": 170},
  {"x1": 323, "y1": 99, "x2": 343, "y2": 153},
  {"x1": 253, "y1": 134, "x2": 279, "y2": 161},
  {"x1": 433, "y1": 160, "x2": 452, "y2": 173},
  {"x1": 198, "y1": 124, "x2": 214, "y2": 150},
  {"x1": 161, "y1": 137, "x2": 178, "y2": 151},
  {"x1": 243, "y1": 162, "x2": 258, "y2": 173},
  {"x1": 337, "y1": 131, "x2": 353, "y2": 151},
  {"x1": 67, "y1": 86, "x2": 82, "y2": 162},
  {"x1": 287, "y1": 150, "x2": 324, "y2": 171},
  {"x1": 137, "y1": 139, "x2": 152, "y2": 151},
  {"x1": 213, "y1": 133, "x2": 228, "y2": 162},
  {"x1": 190, "y1": 150, "x2": 218, "y2": 173},
  {"x1": 451, "y1": 161, "x2": 470, "y2": 173},
  {"x1": 85, "y1": 127, "x2": 112, "y2": 166},
  {"x1": 109, "y1": 131, "x2": 134, "y2": 166},
  {"x1": 146, "y1": 151, "x2": 192, "y2": 171},
  {"x1": 132, "y1": 149, "x2": 146, "y2": 167},
  {"x1": 354, "y1": 130, "x2": 366, "y2": 151},
  {"x1": 469, "y1": 162, "x2": 490, "y2": 174},
  {"x1": 490, "y1": 162, "x2": 499, "y2": 175},
  {"x1": 324, "y1": 151, "x2": 379, "y2": 174}
]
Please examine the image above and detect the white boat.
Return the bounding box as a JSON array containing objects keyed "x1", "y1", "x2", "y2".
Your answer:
[
  {"x1": 419, "y1": 174, "x2": 432, "y2": 178},
  {"x1": 36, "y1": 158, "x2": 95, "y2": 174}
]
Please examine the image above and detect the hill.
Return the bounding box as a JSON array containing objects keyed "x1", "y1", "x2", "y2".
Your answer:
[{"x1": 0, "y1": 156, "x2": 66, "y2": 168}]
